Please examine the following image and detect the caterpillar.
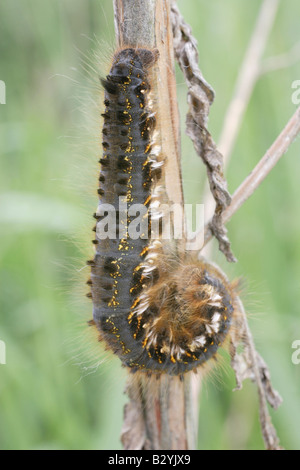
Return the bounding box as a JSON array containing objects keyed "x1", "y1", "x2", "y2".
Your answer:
[{"x1": 86, "y1": 47, "x2": 237, "y2": 376}]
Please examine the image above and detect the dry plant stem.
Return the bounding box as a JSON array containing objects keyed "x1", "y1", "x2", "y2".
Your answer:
[
  {"x1": 218, "y1": 0, "x2": 280, "y2": 163},
  {"x1": 201, "y1": 0, "x2": 279, "y2": 236},
  {"x1": 113, "y1": 0, "x2": 198, "y2": 450},
  {"x1": 260, "y1": 40, "x2": 300, "y2": 75},
  {"x1": 232, "y1": 298, "x2": 282, "y2": 450},
  {"x1": 199, "y1": 105, "x2": 300, "y2": 248}
]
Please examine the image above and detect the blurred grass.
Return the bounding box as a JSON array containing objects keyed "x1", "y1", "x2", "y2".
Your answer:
[{"x1": 0, "y1": 0, "x2": 299, "y2": 450}]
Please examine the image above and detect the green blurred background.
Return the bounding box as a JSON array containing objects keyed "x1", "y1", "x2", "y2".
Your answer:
[{"x1": 0, "y1": 0, "x2": 299, "y2": 450}]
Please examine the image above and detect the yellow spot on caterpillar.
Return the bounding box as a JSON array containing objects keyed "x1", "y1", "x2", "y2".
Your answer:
[
  {"x1": 140, "y1": 246, "x2": 149, "y2": 256},
  {"x1": 155, "y1": 348, "x2": 163, "y2": 364},
  {"x1": 118, "y1": 238, "x2": 129, "y2": 251},
  {"x1": 143, "y1": 195, "x2": 151, "y2": 206},
  {"x1": 120, "y1": 341, "x2": 131, "y2": 355},
  {"x1": 108, "y1": 278, "x2": 120, "y2": 307},
  {"x1": 144, "y1": 143, "x2": 151, "y2": 153},
  {"x1": 131, "y1": 297, "x2": 141, "y2": 310},
  {"x1": 108, "y1": 296, "x2": 120, "y2": 308},
  {"x1": 133, "y1": 317, "x2": 142, "y2": 339},
  {"x1": 125, "y1": 142, "x2": 135, "y2": 153},
  {"x1": 142, "y1": 157, "x2": 151, "y2": 168},
  {"x1": 126, "y1": 98, "x2": 132, "y2": 110},
  {"x1": 106, "y1": 317, "x2": 118, "y2": 334},
  {"x1": 127, "y1": 311, "x2": 134, "y2": 323},
  {"x1": 110, "y1": 271, "x2": 121, "y2": 279},
  {"x1": 134, "y1": 264, "x2": 142, "y2": 272}
]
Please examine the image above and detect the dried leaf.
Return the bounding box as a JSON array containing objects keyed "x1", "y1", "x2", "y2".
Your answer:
[
  {"x1": 171, "y1": 1, "x2": 236, "y2": 262},
  {"x1": 230, "y1": 296, "x2": 283, "y2": 450},
  {"x1": 256, "y1": 353, "x2": 283, "y2": 411}
]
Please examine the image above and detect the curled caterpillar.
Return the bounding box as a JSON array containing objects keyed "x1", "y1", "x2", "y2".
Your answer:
[
  {"x1": 102, "y1": 248, "x2": 237, "y2": 376},
  {"x1": 87, "y1": 47, "x2": 237, "y2": 376}
]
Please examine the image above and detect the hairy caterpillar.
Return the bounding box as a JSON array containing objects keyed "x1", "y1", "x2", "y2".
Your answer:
[{"x1": 86, "y1": 47, "x2": 238, "y2": 376}]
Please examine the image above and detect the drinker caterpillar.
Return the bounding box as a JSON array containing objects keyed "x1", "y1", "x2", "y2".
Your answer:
[{"x1": 86, "y1": 47, "x2": 238, "y2": 376}]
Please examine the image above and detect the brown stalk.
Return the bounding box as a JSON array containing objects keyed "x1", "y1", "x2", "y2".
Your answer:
[
  {"x1": 202, "y1": 0, "x2": 280, "y2": 233},
  {"x1": 200, "y1": 105, "x2": 300, "y2": 248},
  {"x1": 218, "y1": 0, "x2": 280, "y2": 164}
]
